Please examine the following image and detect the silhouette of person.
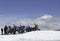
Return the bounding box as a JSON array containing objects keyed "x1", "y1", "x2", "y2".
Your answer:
[
  {"x1": 25, "y1": 26, "x2": 30, "y2": 32},
  {"x1": 8, "y1": 26, "x2": 12, "y2": 34},
  {"x1": 12, "y1": 24, "x2": 16, "y2": 34},
  {"x1": 34, "y1": 24, "x2": 38, "y2": 31},
  {"x1": 1, "y1": 28, "x2": 3, "y2": 35},
  {"x1": 4, "y1": 25, "x2": 8, "y2": 35},
  {"x1": 34, "y1": 24, "x2": 40, "y2": 30}
]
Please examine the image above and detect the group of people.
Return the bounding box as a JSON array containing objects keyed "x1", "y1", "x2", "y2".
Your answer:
[{"x1": 1, "y1": 24, "x2": 40, "y2": 35}]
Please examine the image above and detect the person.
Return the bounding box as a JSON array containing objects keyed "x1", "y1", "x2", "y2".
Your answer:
[
  {"x1": 15, "y1": 26, "x2": 19, "y2": 31},
  {"x1": 18, "y1": 25, "x2": 22, "y2": 33},
  {"x1": 21, "y1": 26, "x2": 25, "y2": 33},
  {"x1": 12, "y1": 24, "x2": 16, "y2": 34},
  {"x1": 34, "y1": 24, "x2": 40, "y2": 31},
  {"x1": 34, "y1": 24, "x2": 38, "y2": 31},
  {"x1": 8, "y1": 26, "x2": 12, "y2": 34},
  {"x1": 18, "y1": 25, "x2": 25, "y2": 34},
  {"x1": 25, "y1": 26, "x2": 30, "y2": 32},
  {"x1": 4, "y1": 25, "x2": 8, "y2": 35},
  {"x1": 1, "y1": 28, "x2": 3, "y2": 35},
  {"x1": 15, "y1": 25, "x2": 21, "y2": 34}
]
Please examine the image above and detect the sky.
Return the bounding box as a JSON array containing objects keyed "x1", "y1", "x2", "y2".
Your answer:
[{"x1": 0, "y1": 0, "x2": 60, "y2": 26}]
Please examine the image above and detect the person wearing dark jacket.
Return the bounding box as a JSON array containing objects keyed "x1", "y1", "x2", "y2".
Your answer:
[
  {"x1": 4, "y1": 25, "x2": 8, "y2": 35},
  {"x1": 8, "y1": 26, "x2": 12, "y2": 34},
  {"x1": 1, "y1": 28, "x2": 3, "y2": 35},
  {"x1": 19, "y1": 25, "x2": 25, "y2": 34},
  {"x1": 34, "y1": 24, "x2": 40, "y2": 31},
  {"x1": 12, "y1": 24, "x2": 16, "y2": 34}
]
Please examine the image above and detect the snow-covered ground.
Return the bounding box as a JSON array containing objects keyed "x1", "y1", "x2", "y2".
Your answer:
[{"x1": 0, "y1": 31, "x2": 60, "y2": 41}]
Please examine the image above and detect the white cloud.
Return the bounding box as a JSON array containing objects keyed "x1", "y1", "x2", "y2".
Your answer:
[
  {"x1": 40, "y1": 15, "x2": 53, "y2": 19},
  {"x1": 0, "y1": 15, "x2": 60, "y2": 30}
]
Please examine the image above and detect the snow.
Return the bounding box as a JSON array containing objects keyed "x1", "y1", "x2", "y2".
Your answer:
[{"x1": 0, "y1": 31, "x2": 60, "y2": 41}]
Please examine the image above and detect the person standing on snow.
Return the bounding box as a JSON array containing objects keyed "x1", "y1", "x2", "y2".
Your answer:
[
  {"x1": 25, "y1": 26, "x2": 30, "y2": 32},
  {"x1": 8, "y1": 26, "x2": 12, "y2": 34},
  {"x1": 12, "y1": 24, "x2": 16, "y2": 34},
  {"x1": 4, "y1": 25, "x2": 8, "y2": 35},
  {"x1": 1, "y1": 28, "x2": 3, "y2": 35}
]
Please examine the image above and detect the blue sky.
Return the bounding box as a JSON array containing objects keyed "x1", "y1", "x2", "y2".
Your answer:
[{"x1": 0, "y1": 0, "x2": 60, "y2": 25}]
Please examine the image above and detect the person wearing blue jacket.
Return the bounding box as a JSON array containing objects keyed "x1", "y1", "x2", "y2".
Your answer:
[{"x1": 25, "y1": 26, "x2": 30, "y2": 32}]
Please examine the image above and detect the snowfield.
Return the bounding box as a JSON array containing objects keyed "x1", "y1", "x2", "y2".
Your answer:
[{"x1": 0, "y1": 31, "x2": 60, "y2": 41}]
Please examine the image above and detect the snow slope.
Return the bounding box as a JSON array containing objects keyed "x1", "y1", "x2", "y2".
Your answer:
[{"x1": 0, "y1": 31, "x2": 60, "y2": 41}]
